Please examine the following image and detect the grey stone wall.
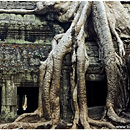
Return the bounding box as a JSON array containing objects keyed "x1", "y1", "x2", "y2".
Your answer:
[
  {"x1": 0, "y1": 44, "x2": 51, "y2": 71},
  {"x1": 0, "y1": 13, "x2": 63, "y2": 44},
  {"x1": 0, "y1": 2, "x2": 64, "y2": 120},
  {"x1": 0, "y1": 1, "x2": 36, "y2": 10}
]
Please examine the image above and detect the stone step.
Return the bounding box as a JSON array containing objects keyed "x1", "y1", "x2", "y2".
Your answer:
[{"x1": 88, "y1": 106, "x2": 105, "y2": 120}]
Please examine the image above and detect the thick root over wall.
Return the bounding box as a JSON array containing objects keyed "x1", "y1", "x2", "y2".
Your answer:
[{"x1": 0, "y1": 1, "x2": 130, "y2": 129}]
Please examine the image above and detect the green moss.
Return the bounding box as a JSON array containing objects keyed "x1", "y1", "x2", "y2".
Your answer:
[
  {"x1": 1, "y1": 106, "x2": 17, "y2": 121},
  {"x1": 1, "y1": 83, "x2": 5, "y2": 106},
  {"x1": 4, "y1": 39, "x2": 32, "y2": 44},
  {"x1": 2, "y1": 38, "x2": 52, "y2": 44}
]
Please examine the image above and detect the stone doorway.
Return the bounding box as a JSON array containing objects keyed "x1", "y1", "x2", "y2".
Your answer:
[
  {"x1": 17, "y1": 87, "x2": 38, "y2": 115},
  {"x1": 86, "y1": 80, "x2": 107, "y2": 107}
]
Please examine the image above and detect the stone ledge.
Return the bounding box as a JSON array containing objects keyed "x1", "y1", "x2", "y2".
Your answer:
[
  {"x1": 88, "y1": 106, "x2": 105, "y2": 120},
  {"x1": 86, "y1": 74, "x2": 105, "y2": 81}
]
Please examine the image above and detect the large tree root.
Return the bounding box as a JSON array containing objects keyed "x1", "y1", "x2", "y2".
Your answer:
[
  {"x1": 92, "y1": 1, "x2": 130, "y2": 126},
  {"x1": 107, "y1": 104, "x2": 130, "y2": 125},
  {"x1": 14, "y1": 113, "x2": 39, "y2": 122},
  {"x1": 70, "y1": 2, "x2": 91, "y2": 129},
  {"x1": 121, "y1": 111, "x2": 130, "y2": 119},
  {"x1": 88, "y1": 118, "x2": 115, "y2": 129},
  {"x1": 0, "y1": 121, "x2": 52, "y2": 129}
]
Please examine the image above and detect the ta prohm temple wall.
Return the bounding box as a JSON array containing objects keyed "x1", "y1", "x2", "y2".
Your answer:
[{"x1": 0, "y1": 1, "x2": 129, "y2": 122}]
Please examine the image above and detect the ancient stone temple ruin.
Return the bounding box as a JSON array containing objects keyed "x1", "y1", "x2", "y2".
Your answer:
[{"x1": 0, "y1": 1, "x2": 129, "y2": 122}]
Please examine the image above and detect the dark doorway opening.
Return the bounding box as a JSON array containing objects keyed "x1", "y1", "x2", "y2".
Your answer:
[
  {"x1": 0, "y1": 87, "x2": 1, "y2": 113},
  {"x1": 17, "y1": 87, "x2": 38, "y2": 115},
  {"x1": 86, "y1": 80, "x2": 107, "y2": 107}
]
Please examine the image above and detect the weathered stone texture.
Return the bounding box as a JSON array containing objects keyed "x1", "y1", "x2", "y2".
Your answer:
[
  {"x1": 0, "y1": 13, "x2": 63, "y2": 43},
  {"x1": 0, "y1": 3, "x2": 64, "y2": 120},
  {"x1": 1, "y1": 80, "x2": 17, "y2": 121},
  {"x1": 0, "y1": 1, "x2": 36, "y2": 10},
  {"x1": 0, "y1": 44, "x2": 51, "y2": 71},
  {"x1": 60, "y1": 54, "x2": 72, "y2": 121}
]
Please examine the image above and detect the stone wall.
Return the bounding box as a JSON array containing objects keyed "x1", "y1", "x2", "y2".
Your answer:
[
  {"x1": 0, "y1": 13, "x2": 63, "y2": 44},
  {"x1": 0, "y1": 1, "x2": 36, "y2": 10},
  {"x1": 0, "y1": 2, "x2": 64, "y2": 120},
  {"x1": 0, "y1": 44, "x2": 51, "y2": 70}
]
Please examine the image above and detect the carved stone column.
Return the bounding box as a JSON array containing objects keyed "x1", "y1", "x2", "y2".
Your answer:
[
  {"x1": 1, "y1": 77, "x2": 17, "y2": 121},
  {"x1": 60, "y1": 54, "x2": 72, "y2": 122}
]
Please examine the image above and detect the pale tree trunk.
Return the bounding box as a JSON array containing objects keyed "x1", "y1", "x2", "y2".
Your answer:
[
  {"x1": 92, "y1": 1, "x2": 130, "y2": 125},
  {"x1": 0, "y1": 1, "x2": 130, "y2": 129}
]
